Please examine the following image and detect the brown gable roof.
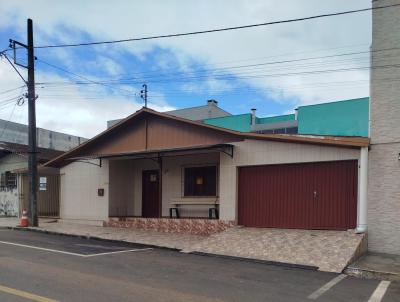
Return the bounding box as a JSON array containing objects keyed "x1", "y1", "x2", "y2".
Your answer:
[{"x1": 45, "y1": 107, "x2": 369, "y2": 167}]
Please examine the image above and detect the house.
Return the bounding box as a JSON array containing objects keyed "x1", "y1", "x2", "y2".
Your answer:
[
  {"x1": 0, "y1": 142, "x2": 63, "y2": 217},
  {"x1": 45, "y1": 107, "x2": 368, "y2": 235},
  {"x1": 0, "y1": 120, "x2": 86, "y2": 217}
]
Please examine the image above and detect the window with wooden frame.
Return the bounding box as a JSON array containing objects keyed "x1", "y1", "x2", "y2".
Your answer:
[{"x1": 183, "y1": 165, "x2": 217, "y2": 197}]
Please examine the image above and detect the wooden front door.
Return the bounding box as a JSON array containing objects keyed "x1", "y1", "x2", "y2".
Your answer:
[{"x1": 142, "y1": 170, "x2": 160, "y2": 218}]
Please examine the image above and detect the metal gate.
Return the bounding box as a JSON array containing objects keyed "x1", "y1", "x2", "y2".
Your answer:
[
  {"x1": 238, "y1": 160, "x2": 358, "y2": 230},
  {"x1": 22, "y1": 174, "x2": 60, "y2": 217}
]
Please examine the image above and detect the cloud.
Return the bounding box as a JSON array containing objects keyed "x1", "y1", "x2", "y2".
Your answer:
[
  {"x1": 0, "y1": 58, "x2": 174, "y2": 138},
  {"x1": 0, "y1": 0, "x2": 372, "y2": 134}
]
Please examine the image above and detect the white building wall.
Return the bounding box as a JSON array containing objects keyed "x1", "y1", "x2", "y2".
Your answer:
[
  {"x1": 87, "y1": 153, "x2": 219, "y2": 220},
  {"x1": 0, "y1": 154, "x2": 27, "y2": 216},
  {"x1": 60, "y1": 140, "x2": 361, "y2": 223},
  {"x1": 0, "y1": 189, "x2": 19, "y2": 216},
  {"x1": 219, "y1": 139, "x2": 361, "y2": 221},
  {"x1": 60, "y1": 160, "x2": 109, "y2": 224},
  {"x1": 162, "y1": 153, "x2": 220, "y2": 217}
]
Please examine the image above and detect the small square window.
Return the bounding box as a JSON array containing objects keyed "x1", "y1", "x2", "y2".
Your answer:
[{"x1": 184, "y1": 166, "x2": 217, "y2": 197}]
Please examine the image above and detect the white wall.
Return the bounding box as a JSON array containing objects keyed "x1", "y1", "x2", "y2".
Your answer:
[
  {"x1": 60, "y1": 140, "x2": 361, "y2": 223},
  {"x1": 219, "y1": 139, "x2": 361, "y2": 221},
  {"x1": 0, "y1": 154, "x2": 26, "y2": 216},
  {"x1": 162, "y1": 153, "x2": 220, "y2": 217},
  {"x1": 60, "y1": 159, "x2": 109, "y2": 222},
  {"x1": 0, "y1": 188, "x2": 19, "y2": 216},
  {"x1": 109, "y1": 154, "x2": 220, "y2": 218}
]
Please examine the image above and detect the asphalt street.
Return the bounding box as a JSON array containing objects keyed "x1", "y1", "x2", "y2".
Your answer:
[{"x1": 0, "y1": 229, "x2": 398, "y2": 302}]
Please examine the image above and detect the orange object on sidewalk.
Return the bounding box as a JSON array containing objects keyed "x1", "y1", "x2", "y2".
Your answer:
[{"x1": 20, "y1": 209, "x2": 29, "y2": 227}]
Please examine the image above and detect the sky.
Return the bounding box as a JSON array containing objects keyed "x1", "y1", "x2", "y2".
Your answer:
[{"x1": 0, "y1": 0, "x2": 371, "y2": 138}]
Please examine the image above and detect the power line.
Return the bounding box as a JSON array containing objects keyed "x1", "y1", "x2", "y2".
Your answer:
[
  {"x1": 36, "y1": 58, "x2": 136, "y2": 96},
  {"x1": 36, "y1": 54, "x2": 370, "y2": 86},
  {"x1": 93, "y1": 42, "x2": 372, "y2": 81},
  {"x1": 0, "y1": 85, "x2": 26, "y2": 95},
  {"x1": 0, "y1": 53, "x2": 27, "y2": 84},
  {"x1": 34, "y1": 46, "x2": 397, "y2": 86},
  {"x1": 104, "y1": 51, "x2": 371, "y2": 82},
  {"x1": 34, "y1": 64, "x2": 375, "y2": 86},
  {"x1": 33, "y1": 3, "x2": 400, "y2": 49}
]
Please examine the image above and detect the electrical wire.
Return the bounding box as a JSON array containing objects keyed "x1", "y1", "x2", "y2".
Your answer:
[
  {"x1": 0, "y1": 53, "x2": 27, "y2": 85},
  {"x1": 35, "y1": 58, "x2": 136, "y2": 96},
  {"x1": 33, "y1": 3, "x2": 400, "y2": 49},
  {"x1": 34, "y1": 46, "x2": 400, "y2": 87},
  {"x1": 0, "y1": 85, "x2": 26, "y2": 96}
]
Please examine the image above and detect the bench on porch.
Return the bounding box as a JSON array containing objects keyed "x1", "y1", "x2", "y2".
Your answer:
[{"x1": 169, "y1": 198, "x2": 219, "y2": 219}]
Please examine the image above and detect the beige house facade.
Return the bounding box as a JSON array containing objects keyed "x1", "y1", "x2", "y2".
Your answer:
[{"x1": 48, "y1": 108, "x2": 368, "y2": 235}]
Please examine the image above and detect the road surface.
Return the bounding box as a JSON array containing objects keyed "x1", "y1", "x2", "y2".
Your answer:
[{"x1": 0, "y1": 229, "x2": 398, "y2": 302}]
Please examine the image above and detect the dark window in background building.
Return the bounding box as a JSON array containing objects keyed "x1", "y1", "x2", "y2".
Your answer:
[
  {"x1": 0, "y1": 172, "x2": 17, "y2": 188},
  {"x1": 256, "y1": 127, "x2": 298, "y2": 134},
  {"x1": 0, "y1": 173, "x2": 5, "y2": 187},
  {"x1": 184, "y1": 166, "x2": 217, "y2": 197},
  {"x1": 6, "y1": 172, "x2": 16, "y2": 188}
]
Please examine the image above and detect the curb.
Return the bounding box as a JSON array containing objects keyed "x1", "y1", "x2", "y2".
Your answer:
[{"x1": 344, "y1": 267, "x2": 400, "y2": 282}]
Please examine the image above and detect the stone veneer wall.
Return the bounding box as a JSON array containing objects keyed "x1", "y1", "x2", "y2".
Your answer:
[
  {"x1": 368, "y1": 0, "x2": 400, "y2": 254},
  {"x1": 104, "y1": 218, "x2": 235, "y2": 236}
]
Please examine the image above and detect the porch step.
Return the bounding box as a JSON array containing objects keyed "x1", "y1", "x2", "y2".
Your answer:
[{"x1": 104, "y1": 217, "x2": 235, "y2": 236}]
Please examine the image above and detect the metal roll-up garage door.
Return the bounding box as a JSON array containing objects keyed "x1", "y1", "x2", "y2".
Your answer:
[{"x1": 238, "y1": 160, "x2": 358, "y2": 230}]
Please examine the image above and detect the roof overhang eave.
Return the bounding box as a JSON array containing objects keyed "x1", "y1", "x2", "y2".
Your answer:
[{"x1": 61, "y1": 143, "x2": 235, "y2": 164}]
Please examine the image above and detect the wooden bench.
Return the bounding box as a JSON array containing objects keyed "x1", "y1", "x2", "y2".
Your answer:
[{"x1": 169, "y1": 198, "x2": 219, "y2": 219}]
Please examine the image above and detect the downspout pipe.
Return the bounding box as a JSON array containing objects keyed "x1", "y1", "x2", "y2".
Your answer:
[{"x1": 355, "y1": 146, "x2": 368, "y2": 233}]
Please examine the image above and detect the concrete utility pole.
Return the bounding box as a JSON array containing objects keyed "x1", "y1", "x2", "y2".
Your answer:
[
  {"x1": 27, "y1": 19, "x2": 38, "y2": 227},
  {"x1": 8, "y1": 19, "x2": 38, "y2": 226}
]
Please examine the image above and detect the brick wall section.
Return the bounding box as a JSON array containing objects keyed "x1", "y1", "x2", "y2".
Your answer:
[{"x1": 368, "y1": 0, "x2": 400, "y2": 254}]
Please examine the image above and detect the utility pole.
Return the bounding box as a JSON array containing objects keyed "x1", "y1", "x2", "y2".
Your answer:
[
  {"x1": 27, "y1": 19, "x2": 38, "y2": 227},
  {"x1": 140, "y1": 84, "x2": 148, "y2": 107},
  {"x1": 9, "y1": 19, "x2": 38, "y2": 226}
]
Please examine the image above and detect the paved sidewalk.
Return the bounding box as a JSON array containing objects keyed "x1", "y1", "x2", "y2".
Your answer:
[
  {"x1": 184, "y1": 227, "x2": 366, "y2": 273},
  {"x1": 346, "y1": 252, "x2": 400, "y2": 281},
  {"x1": 0, "y1": 217, "x2": 19, "y2": 227},
  {"x1": 0, "y1": 218, "x2": 366, "y2": 273},
  {"x1": 0, "y1": 218, "x2": 205, "y2": 250}
]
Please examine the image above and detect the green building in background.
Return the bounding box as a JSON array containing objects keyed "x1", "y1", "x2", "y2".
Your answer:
[{"x1": 203, "y1": 97, "x2": 369, "y2": 137}]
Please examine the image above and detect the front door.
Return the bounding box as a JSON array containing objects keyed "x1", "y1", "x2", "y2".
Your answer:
[{"x1": 142, "y1": 170, "x2": 160, "y2": 218}]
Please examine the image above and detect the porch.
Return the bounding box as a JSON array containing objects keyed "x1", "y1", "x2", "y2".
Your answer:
[{"x1": 106, "y1": 144, "x2": 235, "y2": 235}]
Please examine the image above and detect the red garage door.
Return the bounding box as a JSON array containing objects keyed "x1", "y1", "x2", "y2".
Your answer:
[{"x1": 238, "y1": 160, "x2": 358, "y2": 230}]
